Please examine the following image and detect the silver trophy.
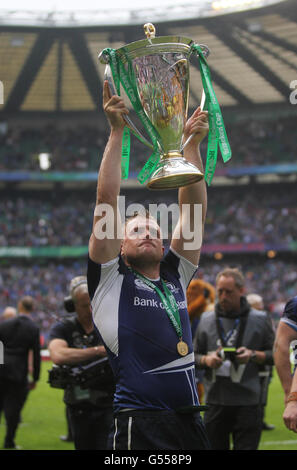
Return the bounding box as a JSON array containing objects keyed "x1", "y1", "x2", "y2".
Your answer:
[{"x1": 99, "y1": 23, "x2": 209, "y2": 190}]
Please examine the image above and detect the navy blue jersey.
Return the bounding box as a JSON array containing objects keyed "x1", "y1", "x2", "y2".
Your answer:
[
  {"x1": 87, "y1": 248, "x2": 199, "y2": 413},
  {"x1": 280, "y1": 296, "x2": 297, "y2": 332}
]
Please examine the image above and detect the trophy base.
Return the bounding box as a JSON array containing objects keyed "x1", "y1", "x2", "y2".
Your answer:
[{"x1": 146, "y1": 156, "x2": 204, "y2": 190}]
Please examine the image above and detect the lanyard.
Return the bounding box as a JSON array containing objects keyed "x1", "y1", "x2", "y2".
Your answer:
[
  {"x1": 130, "y1": 268, "x2": 183, "y2": 340},
  {"x1": 217, "y1": 318, "x2": 240, "y2": 347}
]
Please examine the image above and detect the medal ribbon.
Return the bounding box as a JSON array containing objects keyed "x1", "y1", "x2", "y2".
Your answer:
[
  {"x1": 218, "y1": 318, "x2": 240, "y2": 347},
  {"x1": 102, "y1": 48, "x2": 162, "y2": 184},
  {"x1": 190, "y1": 44, "x2": 232, "y2": 185},
  {"x1": 130, "y1": 268, "x2": 183, "y2": 340}
]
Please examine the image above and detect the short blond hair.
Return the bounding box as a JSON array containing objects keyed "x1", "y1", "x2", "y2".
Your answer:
[
  {"x1": 2, "y1": 306, "x2": 17, "y2": 320},
  {"x1": 247, "y1": 293, "x2": 264, "y2": 309}
]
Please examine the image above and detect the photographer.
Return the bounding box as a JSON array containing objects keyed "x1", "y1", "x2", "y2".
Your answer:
[
  {"x1": 194, "y1": 268, "x2": 274, "y2": 450},
  {"x1": 48, "y1": 276, "x2": 113, "y2": 450}
]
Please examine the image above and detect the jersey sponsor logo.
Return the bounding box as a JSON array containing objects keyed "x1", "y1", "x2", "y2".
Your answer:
[
  {"x1": 133, "y1": 296, "x2": 186, "y2": 310},
  {"x1": 134, "y1": 278, "x2": 155, "y2": 293},
  {"x1": 134, "y1": 278, "x2": 180, "y2": 295},
  {"x1": 134, "y1": 296, "x2": 159, "y2": 308},
  {"x1": 164, "y1": 282, "x2": 180, "y2": 295}
]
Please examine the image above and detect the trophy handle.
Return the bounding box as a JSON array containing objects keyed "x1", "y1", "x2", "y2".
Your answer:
[
  {"x1": 180, "y1": 43, "x2": 209, "y2": 152},
  {"x1": 104, "y1": 65, "x2": 154, "y2": 150},
  {"x1": 180, "y1": 89, "x2": 206, "y2": 152}
]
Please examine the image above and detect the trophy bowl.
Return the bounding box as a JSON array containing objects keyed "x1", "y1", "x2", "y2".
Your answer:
[{"x1": 99, "y1": 24, "x2": 210, "y2": 190}]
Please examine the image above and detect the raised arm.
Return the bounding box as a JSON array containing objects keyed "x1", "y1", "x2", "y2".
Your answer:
[
  {"x1": 170, "y1": 107, "x2": 208, "y2": 265},
  {"x1": 89, "y1": 81, "x2": 129, "y2": 264}
]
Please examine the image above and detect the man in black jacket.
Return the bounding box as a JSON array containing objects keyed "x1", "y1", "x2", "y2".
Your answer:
[
  {"x1": 194, "y1": 268, "x2": 275, "y2": 450},
  {"x1": 0, "y1": 296, "x2": 40, "y2": 449}
]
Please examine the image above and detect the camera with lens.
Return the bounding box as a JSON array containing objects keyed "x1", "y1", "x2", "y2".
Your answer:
[
  {"x1": 48, "y1": 356, "x2": 115, "y2": 393},
  {"x1": 217, "y1": 347, "x2": 237, "y2": 362}
]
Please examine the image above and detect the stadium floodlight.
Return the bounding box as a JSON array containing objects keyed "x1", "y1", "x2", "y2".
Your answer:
[{"x1": 39, "y1": 153, "x2": 51, "y2": 170}]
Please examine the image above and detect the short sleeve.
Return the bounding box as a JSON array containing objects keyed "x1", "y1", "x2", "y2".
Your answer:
[
  {"x1": 48, "y1": 321, "x2": 69, "y2": 343},
  {"x1": 162, "y1": 248, "x2": 198, "y2": 295},
  {"x1": 280, "y1": 297, "x2": 297, "y2": 332}
]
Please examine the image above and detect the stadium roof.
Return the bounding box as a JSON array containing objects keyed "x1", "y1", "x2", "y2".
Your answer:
[{"x1": 0, "y1": 0, "x2": 296, "y2": 118}]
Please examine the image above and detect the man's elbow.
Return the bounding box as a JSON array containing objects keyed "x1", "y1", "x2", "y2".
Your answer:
[{"x1": 49, "y1": 349, "x2": 64, "y2": 366}]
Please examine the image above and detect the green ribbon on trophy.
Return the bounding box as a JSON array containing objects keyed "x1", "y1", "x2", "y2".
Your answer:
[
  {"x1": 121, "y1": 126, "x2": 130, "y2": 180},
  {"x1": 191, "y1": 44, "x2": 232, "y2": 185},
  {"x1": 101, "y1": 41, "x2": 231, "y2": 186},
  {"x1": 102, "y1": 47, "x2": 162, "y2": 184}
]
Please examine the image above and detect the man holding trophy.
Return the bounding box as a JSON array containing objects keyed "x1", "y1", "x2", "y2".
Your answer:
[{"x1": 87, "y1": 25, "x2": 229, "y2": 450}]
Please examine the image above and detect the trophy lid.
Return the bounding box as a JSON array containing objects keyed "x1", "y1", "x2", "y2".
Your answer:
[
  {"x1": 99, "y1": 24, "x2": 209, "y2": 64},
  {"x1": 99, "y1": 24, "x2": 196, "y2": 64}
]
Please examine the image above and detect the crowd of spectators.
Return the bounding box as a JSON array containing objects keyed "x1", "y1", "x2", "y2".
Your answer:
[
  {"x1": 204, "y1": 183, "x2": 297, "y2": 246},
  {"x1": 224, "y1": 117, "x2": 296, "y2": 168},
  {"x1": 0, "y1": 256, "x2": 295, "y2": 341},
  {"x1": 0, "y1": 183, "x2": 296, "y2": 248},
  {"x1": 0, "y1": 260, "x2": 83, "y2": 342},
  {"x1": 0, "y1": 124, "x2": 107, "y2": 172},
  {"x1": 0, "y1": 115, "x2": 295, "y2": 173}
]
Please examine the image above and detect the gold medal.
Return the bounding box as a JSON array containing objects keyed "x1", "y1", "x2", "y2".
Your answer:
[{"x1": 177, "y1": 340, "x2": 189, "y2": 356}]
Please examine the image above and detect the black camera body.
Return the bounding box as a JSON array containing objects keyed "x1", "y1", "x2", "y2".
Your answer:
[
  {"x1": 48, "y1": 356, "x2": 115, "y2": 393},
  {"x1": 48, "y1": 364, "x2": 71, "y2": 389},
  {"x1": 218, "y1": 347, "x2": 237, "y2": 362}
]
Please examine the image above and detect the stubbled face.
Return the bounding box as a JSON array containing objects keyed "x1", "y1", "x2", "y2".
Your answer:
[
  {"x1": 121, "y1": 216, "x2": 164, "y2": 269},
  {"x1": 217, "y1": 275, "x2": 244, "y2": 313}
]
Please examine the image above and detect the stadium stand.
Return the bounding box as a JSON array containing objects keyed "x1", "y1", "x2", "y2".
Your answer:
[
  {"x1": 0, "y1": 115, "x2": 296, "y2": 172},
  {"x1": 0, "y1": 0, "x2": 296, "y2": 344}
]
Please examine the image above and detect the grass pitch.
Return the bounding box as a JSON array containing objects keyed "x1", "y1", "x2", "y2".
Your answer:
[{"x1": 0, "y1": 361, "x2": 296, "y2": 451}]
